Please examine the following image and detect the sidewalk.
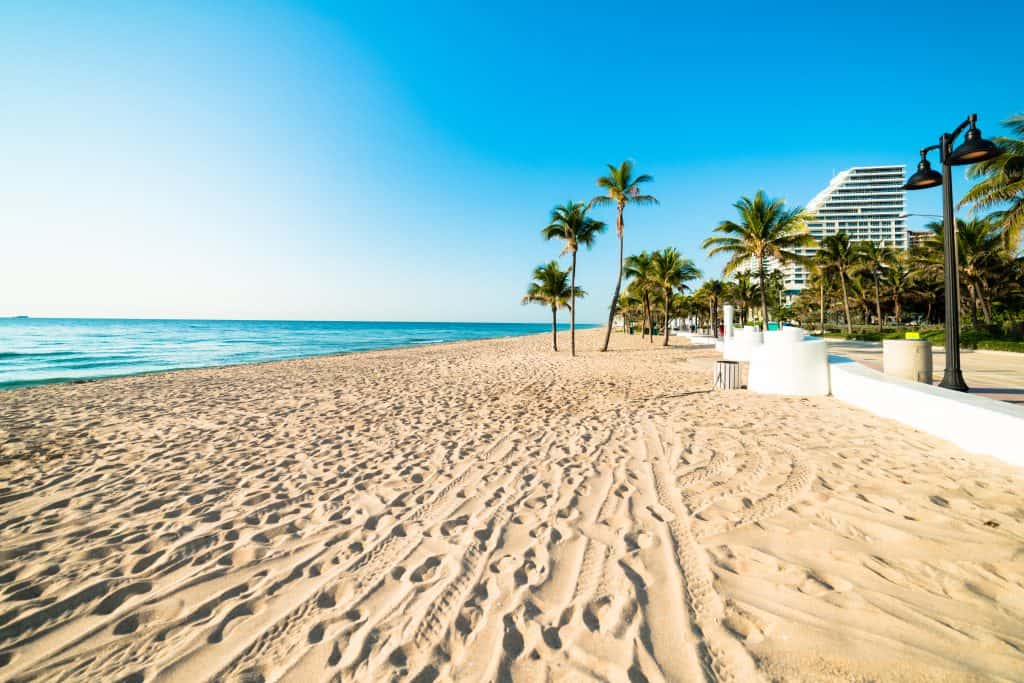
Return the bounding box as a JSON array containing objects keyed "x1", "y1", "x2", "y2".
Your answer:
[{"x1": 826, "y1": 341, "x2": 1024, "y2": 405}]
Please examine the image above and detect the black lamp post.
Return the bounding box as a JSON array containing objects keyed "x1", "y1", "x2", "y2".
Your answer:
[{"x1": 902, "y1": 114, "x2": 1002, "y2": 392}]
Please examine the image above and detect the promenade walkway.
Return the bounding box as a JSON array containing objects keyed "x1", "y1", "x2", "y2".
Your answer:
[{"x1": 827, "y1": 340, "x2": 1024, "y2": 405}]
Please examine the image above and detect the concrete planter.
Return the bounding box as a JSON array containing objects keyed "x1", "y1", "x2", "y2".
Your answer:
[{"x1": 883, "y1": 339, "x2": 933, "y2": 384}]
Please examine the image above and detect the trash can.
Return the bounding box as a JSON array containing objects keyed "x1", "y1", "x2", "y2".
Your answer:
[{"x1": 882, "y1": 339, "x2": 933, "y2": 384}]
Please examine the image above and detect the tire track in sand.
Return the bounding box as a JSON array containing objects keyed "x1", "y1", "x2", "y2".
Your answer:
[{"x1": 643, "y1": 420, "x2": 763, "y2": 683}]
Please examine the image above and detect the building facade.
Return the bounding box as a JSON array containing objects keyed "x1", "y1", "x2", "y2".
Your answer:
[
  {"x1": 738, "y1": 166, "x2": 907, "y2": 299},
  {"x1": 786, "y1": 165, "x2": 907, "y2": 296}
]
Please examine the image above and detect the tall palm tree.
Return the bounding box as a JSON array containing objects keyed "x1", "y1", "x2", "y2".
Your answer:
[
  {"x1": 702, "y1": 191, "x2": 814, "y2": 330},
  {"x1": 817, "y1": 232, "x2": 859, "y2": 334},
  {"x1": 521, "y1": 261, "x2": 583, "y2": 351},
  {"x1": 624, "y1": 251, "x2": 657, "y2": 342},
  {"x1": 856, "y1": 241, "x2": 897, "y2": 331},
  {"x1": 542, "y1": 200, "x2": 606, "y2": 356},
  {"x1": 590, "y1": 160, "x2": 658, "y2": 352},
  {"x1": 961, "y1": 113, "x2": 1024, "y2": 249},
  {"x1": 650, "y1": 247, "x2": 702, "y2": 345}
]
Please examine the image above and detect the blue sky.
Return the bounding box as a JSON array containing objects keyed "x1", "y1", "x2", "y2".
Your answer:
[{"x1": 2, "y1": 1, "x2": 1021, "y2": 322}]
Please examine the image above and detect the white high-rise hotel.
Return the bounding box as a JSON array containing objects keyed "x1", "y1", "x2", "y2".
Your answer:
[{"x1": 747, "y1": 165, "x2": 907, "y2": 297}]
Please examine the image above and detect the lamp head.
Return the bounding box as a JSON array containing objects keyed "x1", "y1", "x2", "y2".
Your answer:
[
  {"x1": 949, "y1": 124, "x2": 1002, "y2": 165},
  {"x1": 902, "y1": 154, "x2": 942, "y2": 190}
]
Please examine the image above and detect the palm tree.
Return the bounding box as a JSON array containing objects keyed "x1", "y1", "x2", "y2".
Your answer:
[
  {"x1": 617, "y1": 288, "x2": 645, "y2": 334},
  {"x1": 624, "y1": 251, "x2": 657, "y2": 342},
  {"x1": 805, "y1": 257, "x2": 833, "y2": 334},
  {"x1": 817, "y1": 232, "x2": 860, "y2": 334},
  {"x1": 590, "y1": 160, "x2": 658, "y2": 352},
  {"x1": 960, "y1": 113, "x2": 1024, "y2": 249},
  {"x1": 702, "y1": 191, "x2": 814, "y2": 330},
  {"x1": 856, "y1": 241, "x2": 897, "y2": 331},
  {"x1": 542, "y1": 200, "x2": 606, "y2": 356},
  {"x1": 521, "y1": 261, "x2": 583, "y2": 351},
  {"x1": 650, "y1": 247, "x2": 702, "y2": 345},
  {"x1": 920, "y1": 217, "x2": 1007, "y2": 326},
  {"x1": 729, "y1": 272, "x2": 756, "y2": 325},
  {"x1": 882, "y1": 254, "x2": 913, "y2": 326},
  {"x1": 698, "y1": 280, "x2": 727, "y2": 338}
]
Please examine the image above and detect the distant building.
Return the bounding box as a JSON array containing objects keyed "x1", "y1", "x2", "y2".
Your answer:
[{"x1": 778, "y1": 165, "x2": 907, "y2": 298}]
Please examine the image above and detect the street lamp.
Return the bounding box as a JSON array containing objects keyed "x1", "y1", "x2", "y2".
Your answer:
[{"x1": 901, "y1": 113, "x2": 1002, "y2": 392}]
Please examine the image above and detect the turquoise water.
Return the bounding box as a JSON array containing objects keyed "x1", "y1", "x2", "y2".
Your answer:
[{"x1": 0, "y1": 318, "x2": 593, "y2": 390}]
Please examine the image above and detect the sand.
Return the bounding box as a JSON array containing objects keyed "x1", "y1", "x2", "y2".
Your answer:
[{"x1": 1, "y1": 327, "x2": 1022, "y2": 682}]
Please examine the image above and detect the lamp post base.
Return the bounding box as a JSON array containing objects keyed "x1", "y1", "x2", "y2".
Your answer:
[{"x1": 939, "y1": 368, "x2": 969, "y2": 392}]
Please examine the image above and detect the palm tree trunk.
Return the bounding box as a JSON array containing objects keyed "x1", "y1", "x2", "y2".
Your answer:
[
  {"x1": 758, "y1": 260, "x2": 769, "y2": 331},
  {"x1": 840, "y1": 274, "x2": 852, "y2": 335},
  {"x1": 570, "y1": 251, "x2": 577, "y2": 357},
  {"x1": 663, "y1": 287, "x2": 671, "y2": 346},
  {"x1": 818, "y1": 282, "x2": 825, "y2": 334},
  {"x1": 980, "y1": 288, "x2": 993, "y2": 324},
  {"x1": 551, "y1": 305, "x2": 558, "y2": 352},
  {"x1": 874, "y1": 278, "x2": 883, "y2": 332},
  {"x1": 648, "y1": 294, "x2": 654, "y2": 344},
  {"x1": 642, "y1": 294, "x2": 651, "y2": 343},
  {"x1": 600, "y1": 204, "x2": 625, "y2": 352},
  {"x1": 893, "y1": 295, "x2": 901, "y2": 326}
]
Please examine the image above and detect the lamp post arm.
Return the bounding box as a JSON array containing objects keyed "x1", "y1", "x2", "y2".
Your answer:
[{"x1": 949, "y1": 114, "x2": 976, "y2": 142}]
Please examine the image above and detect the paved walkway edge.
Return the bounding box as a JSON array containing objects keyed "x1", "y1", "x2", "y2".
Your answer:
[{"x1": 828, "y1": 355, "x2": 1024, "y2": 468}]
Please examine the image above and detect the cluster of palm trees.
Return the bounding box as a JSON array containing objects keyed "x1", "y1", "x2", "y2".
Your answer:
[
  {"x1": 616, "y1": 248, "x2": 702, "y2": 345},
  {"x1": 523, "y1": 113, "x2": 1024, "y2": 350},
  {"x1": 699, "y1": 112, "x2": 1024, "y2": 337},
  {"x1": 797, "y1": 215, "x2": 1023, "y2": 334},
  {"x1": 522, "y1": 160, "x2": 660, "y2": 355}
]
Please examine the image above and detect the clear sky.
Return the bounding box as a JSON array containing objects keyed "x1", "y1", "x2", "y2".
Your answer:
[{"x1": 2, "y1": 1, "x2": 1022, "y2": 322}]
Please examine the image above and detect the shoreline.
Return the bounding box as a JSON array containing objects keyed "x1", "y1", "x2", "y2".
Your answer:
[
  {"x1": 2, "y1": 327, "x2": 1021, "y2": 681},
  {"x1": 0, "y1": 322, "x2": 599, "y2": 392}
]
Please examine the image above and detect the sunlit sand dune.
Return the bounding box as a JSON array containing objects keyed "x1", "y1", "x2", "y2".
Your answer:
[{"x1": 1, "y1": 328, "x2": 1021, "y2": 682}]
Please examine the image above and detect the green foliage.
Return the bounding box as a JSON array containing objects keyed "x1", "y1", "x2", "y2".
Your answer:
[
  {"x1": 961, "y1": 112, "x2": 1024, "y2": 247},
  {"x1": 542, "y1": 201, "x2": 606, "y2": 254}
]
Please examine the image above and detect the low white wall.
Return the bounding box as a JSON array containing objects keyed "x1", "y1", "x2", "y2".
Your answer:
[{"x1": 828, "y1": 355, "x2": 1024, "y2": 467}]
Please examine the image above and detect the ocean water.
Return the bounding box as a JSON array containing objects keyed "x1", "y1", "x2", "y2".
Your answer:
[{"x1": 0, "y1": 318, "x2": 594, "y2": 390}]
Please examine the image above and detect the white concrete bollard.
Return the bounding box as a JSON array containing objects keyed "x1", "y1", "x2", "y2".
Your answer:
[
  {"x1": 723, "y1": 326, "x2": 763, "y2": 362},
  {"x1": 747, "y1": 331, "x2": 830, "y2": 396},
  {"x1": 883, "y1": 339, "x2": 933, "y2": 384}
]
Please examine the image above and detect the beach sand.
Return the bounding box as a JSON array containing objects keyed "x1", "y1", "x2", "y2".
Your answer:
[{"x1": 1, "y1": 327, "x2": 1022, "y2": 682}]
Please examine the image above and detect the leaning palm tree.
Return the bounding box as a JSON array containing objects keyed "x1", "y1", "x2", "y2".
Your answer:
[
  {"x1": 650, "y1": 247, "x2": 702, "y2": 345},
  {"x1": 590, "y1": 160, "x2": 658, "y2": 351},
  {"x1": 817, "y1": 232, "x2": 860, "y2": 334},
  {"x1": 542, "y1": 200, "x2": 606, "y2": 356},
  {"x1": 856, "y1": 241, "x2": 897, "y2": 331},
  {"x1": 521, "y1": 261, "x2": 583, "y2": 351},
  {"x1": 702, "y1": 191, "x2": 814, "y2": 330},
  {"x1": 960, "y1": 113, "x2": 1024, "y2": 249}
]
